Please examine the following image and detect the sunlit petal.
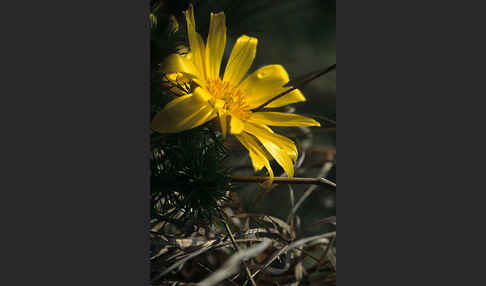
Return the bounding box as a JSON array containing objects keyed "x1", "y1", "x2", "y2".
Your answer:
[
  {"x1": 161, "y1": 53, "x2": 200, "y2": 79},
  {"x1": 218, "y1": 108, "x2": 228, "y2": 138},
  {"x1": 244, "y1": 122, "x2": 295, "y2": 177},
  {"x1": 223, "y1": 35, "x2": 258, "y2": 86},
  {"x1": 230, "y1": 116, "x2": 244, "y2": 134},
  {"x1": 205, "y1": 12, "x2": 226, "y2": 79},
  {"x1": 264, "y1": 89, "x2": 305, "y2": 108},
  {"x1": 184, "y1": 4, "x2": 207, "y2": 81},
  {"x1": 236, "y1": 133, "x2": 274, "y2": 179},
  {"x1": 239, "y1": 65, "x2": 306, "y2": 109},
  {"x1": 259, "y1": 124, "x2": 298, "y2": 163},
  {"x1": 151, "y1": 87, "x2": 215, "y2": 133},
  {"x1": 248, "y1": 112, "x2": 320, "y2": 127}
]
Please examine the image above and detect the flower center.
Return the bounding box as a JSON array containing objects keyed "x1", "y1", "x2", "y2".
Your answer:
[{"x1": 206, "y1": 78, "x2": 251, "y2": 120}]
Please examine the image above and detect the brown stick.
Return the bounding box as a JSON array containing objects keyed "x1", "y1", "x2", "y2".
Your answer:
[
  {"x1": 229, "y1": 175, "x2": 336, "y2": 190},
  {"x1": 223, "y1": 222, "x2": 258, "y2": 286}
]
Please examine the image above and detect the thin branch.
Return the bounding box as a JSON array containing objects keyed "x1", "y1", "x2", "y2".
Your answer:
[
  {"x1": 229, "y1": 175, "x2": 336, "y2": 189},
  {"x1": 223, "y1": 222, "x2": 258, "y2": 286},
  {"x1": 288, "y1": 162, "x2": 335, "y2": 221}
]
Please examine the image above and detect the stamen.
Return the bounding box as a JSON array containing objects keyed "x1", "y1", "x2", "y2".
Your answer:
[{"x1": 206, "y1": 78, "x2": 251, "y2": 120}]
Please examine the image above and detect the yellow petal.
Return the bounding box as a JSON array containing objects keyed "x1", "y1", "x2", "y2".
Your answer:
[
  {"x1": 266, "y1": 89, "x2": 305, "y2": 109},
  {"x1": 230, "y1": 116, "x2": 244, "y2": 134},
  {"x1": 239, "y1": 65, "x2": 306, "y2": 109},
  {"x1": 248, "y1": 112, "x2": 321, "y2": 127},
  {"x1": 151, "y1": 87, "x2": 215, "y2": 133},
  {"x1": 184, "y1": 4, "x2": 207, "y2": 81},
  {"x1": 218, "y1": 109, "x2": 228, "y2": 138},
  {"x1": 161, "y1": 53, "x2": 201, "y2": 80},
  {"x1": 259, "y1": 125, "x2": 298, "y2": 163},
  {"x1": 223, "y1": 35, "x2": 258, "y2": 86},
  {"x1": 236, "y1": 133, "x2": 274, "y2": 178},
  {"x1": 249, "y1": 151, "x2": 265, "y2": 172},
  {"x1": 244, "y1": 122, "x2": 296, "y2": 177},
  {"x1": 205, "y1": 11, "x2": 226, "y2": 79}
]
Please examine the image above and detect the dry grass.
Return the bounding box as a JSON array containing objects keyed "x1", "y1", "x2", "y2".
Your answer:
[{"x1": 150, "y1": 125, "x2": 336, "y2": 286}]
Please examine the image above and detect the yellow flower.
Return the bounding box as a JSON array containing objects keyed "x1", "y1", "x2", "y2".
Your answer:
[{"x1": 152, "y1": 4, "x2": 320, "y2": 180}]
